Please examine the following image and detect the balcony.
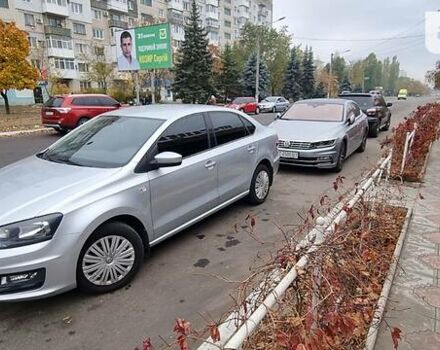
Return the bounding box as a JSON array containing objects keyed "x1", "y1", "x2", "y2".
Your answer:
[
  {"x1": 47, "y1": 47, "x2": 75, "y2": 59},
  {"x1": 205, "y1": 0, "x2": 218, "y2": 6},
  {"x1": 90, "y1": 0, "x2": 108, "y2": 11},
  {"x1": 108, "y1": 19, "x2": 128, "y2": 28},
  {"x1": 238, "y1": 0, "x2": 250, "y2": 8},
  {"x1": 206, "y1": 11, "x2": 219, "y2": 21},
  {"x1": 168, "y1": 9, "x2": 184, "y2": 25},
  {"x1": 42, "y1": 0, "x2": 69, "y2": 17},
  {"x1": 108, "y1": 0, "x2": 128, "y2": 13},
  {"x1": 58, "y1": 69, "x2": 79, "y2": 80},
  {"x1": 239, "y1": 10, "x2": 250, "y2": 20},
  {"x1": 44, "y1": 25, "x2": 71, "y2": 37},
  {"x1": 167, "y1": 0, "x2": 184, "y2": 12},
  {"x1": 206, "y1": 19, "x2": 219, "y2": 31}
]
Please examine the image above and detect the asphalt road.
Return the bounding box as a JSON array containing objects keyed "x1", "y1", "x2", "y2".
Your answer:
[{"x1": 0, "y1": 97, "x2": 434, "y2": 350}]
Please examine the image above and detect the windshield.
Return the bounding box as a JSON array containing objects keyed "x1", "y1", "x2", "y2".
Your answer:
[
  {"x1": 340, "y1": 96, "x2": 374, "y2": 109},
  {"x1": 37, "y1": 116, "x2": 164, "y2": 168},
  {"x1": 44, "y1": 97, "x2": 64, "y2": 107},
  {"x1": 233, "y1": 97, "x2": 254, "y2": 104},
  {"x1": 263, "y1": 97, "x2": 278, "y2": 102},
  {"x1": 281, "y1": 102, "x2": 344, "y2": 122}
]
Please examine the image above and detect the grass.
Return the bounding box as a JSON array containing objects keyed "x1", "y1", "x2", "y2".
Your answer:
[{"x1": 0, "y1": 105, "x2": 43, "y2": 132}]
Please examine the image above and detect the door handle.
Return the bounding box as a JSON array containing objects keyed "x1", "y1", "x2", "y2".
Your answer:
[
  {"x1": 247, "y1": 145, "x2": 256, "y2": 153},
  {"x1": 205, "y1": 160, "x2": 216, "y2": 169}
]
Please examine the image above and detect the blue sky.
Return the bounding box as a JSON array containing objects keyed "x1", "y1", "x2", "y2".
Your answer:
[{"x1": 273, "y1": 0, "x2": 440, "y2": 81}]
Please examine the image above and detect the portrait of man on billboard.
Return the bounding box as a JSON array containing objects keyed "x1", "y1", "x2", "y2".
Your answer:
[{"x1": 117, "y1": 30, "x2": 140, "y2": 71}]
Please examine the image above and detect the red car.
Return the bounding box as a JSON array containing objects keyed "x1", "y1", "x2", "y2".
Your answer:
[
  {"x1": 41, "y1": 94, "x2": 122, "y2": 133},
  {"x1": 226, "y1": 97, "x2": 259, "y2": 114}
]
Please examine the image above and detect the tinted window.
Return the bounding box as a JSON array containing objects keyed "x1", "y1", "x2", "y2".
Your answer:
[
  {"x1": 157, "y1": 114, "x2": 209, "y2": 158},
  {"x1": 210, "y1": 112, "x2": 247, "y2": 145},
  {"x1": 240, "y1": 116, "x2": 256, "y2": 135},
  {"x1": 99, "y1": 97, "x2": 119, "y2": 106},
  {"x1": 37, "y1": 116, "x2": 164, "y2": 168},
  {"x1": 233, "y1": 97, "x2": 254, "y2": 104},
  {"x1": 44, "y1": 97, "x2": 64, "y2": 107},
  {"x1": 72, "y1": 96, "x2": 100, "y2": 106},
  {"x1": 340, "y1": 96, "x2": 374, "y2": 109},
  {"x1": 352, "y1": 103, "x2": 361, "y2": 116}
]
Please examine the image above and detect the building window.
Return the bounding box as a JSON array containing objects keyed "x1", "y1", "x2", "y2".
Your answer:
[
  {"x1": 46, "y1": 36, "x2": 73, "y2": 50},
  {"x1": 73, "y1": 22, "x2": 86, "y2": 35},
  {"x1": 141, "y1": 13, "x2": 154, "y2": 24},
  {"x1": 141, "y1": 0, "x2": 152, "y2": 6},
  {"x1": 94, "y1": 46, "x2": 104, "y2": 56},
  {"x1": 224, "y1": 7, "x2": 231, "y2": 16},
  {"x1": 47, "y1": 0, "x2": 67, "y2": 5},
  {"x1": 24, "y1": 13, "x2": 35, "y2": 27},
  {"x1": 47, "y1": 17, "x2": 63, "y2": 27},
  {"x1": 70, "y1": 2, "x2": 83, "y2": 14},
  {"x1": 75, "y1": 43, "x2": 88, "y2": 54},
  {"x1": 93, "y1": 28, "x2": 104, "y2": 39},
  {"x1": 183, "y1": 1, "x2": 190, "y2": 11},
  {"x1": 80, "y1": 81, "x2": 92, "y2": 91},
  {"x1": 78, "y1": 63, "x2": 89, "y2": 72},
  {"x1": 0, "y1": 0, "x2": 9, "y2": 8},
  {"x1": 28, "y1": 36, "x2": 37, "y2": 48},
  {"x1": 224, "y1": 32, "x2": 231, "y2": 40},
  {"x1": 53, "y1": 58, "x2": 75, "y2": 70},
  {"x1": 224, "y1": 20, "x2": 231, "y2": 28},
  {"x1": 93, "y1": 9, "x2": 102, "y2": 19},
  {"x1": 159, "y1": 9, "x2": 164, "y2": 18},
  {"x1": 31, "y1": 59, "x2": 41, "y2": 69},
  {"x1": 128, "y1": 0, "x2": 134, "y2": 10}
]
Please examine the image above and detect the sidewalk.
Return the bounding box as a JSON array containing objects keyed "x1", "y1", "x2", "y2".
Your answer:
[{"x1": 376, "y1": 141, "x2": 440, "y2": 349}]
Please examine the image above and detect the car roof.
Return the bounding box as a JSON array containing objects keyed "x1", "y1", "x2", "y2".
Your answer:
[
  {"x1": 339, "y1": 93, "x2": 374, "y2": 98},
  {"x1": 105, "y1": 104, "x2": 244, "y2": 121},
  {"x1": 296, "y1": 98, "x2": 349, "y2": 105},
  {"x1": 53, "y1": 94, "x2": 112, "y2": 98}
]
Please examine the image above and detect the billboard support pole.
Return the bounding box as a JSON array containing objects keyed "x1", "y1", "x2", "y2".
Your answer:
[
  {"x1": 151, "y1": 69, "x2": 156, "y2": 104},
  {"x1": 135, "y1": 71, "x2": 140, "y2": 105}
]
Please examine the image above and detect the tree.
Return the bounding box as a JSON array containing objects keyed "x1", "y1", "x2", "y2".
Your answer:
[
  {"x1": 314, "y1": 82, "x2": 326, "y2": 98},
  {"x1": 0, "y1": 20, "x2": 38, "y2": 114},
  {"x1": 217, "y1": 44, "x2": 241, "y2": 101},
  {"x1": 301, "y1": 47, "x2": 316, "y2": 99},
  {"x1": 426, "y1": 61, "x2": 440, "y2": 90},
  {"x1": 283, "y1": 47, "x2": 303, "y2": 101},
  {"x1": 240, "y1": 52, "x2": 270, "y2": 98},
  {"x1": 339, "y1": 76, "x2": 352, "y2": 93},
  {"x1": 172, "y1": 0, "x2": 214, "y2": 103},
  {"x1": 88, "y1": 47, "x2": 114, "y2": 93}
]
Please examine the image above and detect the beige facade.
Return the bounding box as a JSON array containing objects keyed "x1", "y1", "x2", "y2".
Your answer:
[{"x1": 0, "y1": 0, "x2": 272, "y2": 93}]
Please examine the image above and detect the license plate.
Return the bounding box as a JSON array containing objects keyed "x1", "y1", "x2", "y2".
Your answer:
[
  {"x1": 45, "y1": 111, "x2": 54, "y2": 116},
  {"x1": 280, "y1": 150, "x2": 299, "y2": 159}
]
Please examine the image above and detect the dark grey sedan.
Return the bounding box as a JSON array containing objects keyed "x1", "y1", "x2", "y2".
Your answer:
[{"x1": 270, "y1": 99, "x2": 369, "y2": 172}]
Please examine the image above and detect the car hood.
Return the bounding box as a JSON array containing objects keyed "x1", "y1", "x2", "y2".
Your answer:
[
  {"x1": 270, "y1": 119, "x2": 344, "y2": 142},
  {"x1": 0, "y1": 156, "x2": 119, "y2": 225}
]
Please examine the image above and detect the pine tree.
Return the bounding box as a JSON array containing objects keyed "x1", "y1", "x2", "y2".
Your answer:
[
  {"x1": 218, "y1": 44, "x2": 241, "y2": 101},
  {"x1": 240, "y1": 52, "x2": 270, "y2": 98},
  {"x1": 314, "y1": 82, "x2": 327, "y2": 98},
  {"x1": 301, "y1": 47, "x2": 316, "y2": 99},
  {"x1": 283, "y1": 47, "x2": 302, "y2": 102},
  {"x1": 339, "y1": 76, "x2": 352, "y2": 93},
  {"x1": 172, "y1": 0, "x2": 214, "y2": 103}
]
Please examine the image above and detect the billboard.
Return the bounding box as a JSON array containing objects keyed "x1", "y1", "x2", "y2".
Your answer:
[{"x1": 116, "y1": 23, "x2": 173, "y2": 71}]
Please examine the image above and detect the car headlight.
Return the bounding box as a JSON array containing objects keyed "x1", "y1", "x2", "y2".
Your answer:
[
  {"x1": 0, "y1": 214, "x2": 63, "y2": 249},
  {"x1": 312, "y1": 140, "x2": 337, "y2": 149}
]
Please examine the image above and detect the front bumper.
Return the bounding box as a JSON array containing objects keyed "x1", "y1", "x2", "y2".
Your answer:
[
  {"x1": 278, "y1": 143, "x2": 341, "y2": 169},
  {"x1": 0, "y1": 232, "x2": 80, "y2": 302}
]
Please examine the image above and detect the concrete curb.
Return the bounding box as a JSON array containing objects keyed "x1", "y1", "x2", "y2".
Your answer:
[
  {"x1": 364, "y1": 206, "x2": 414, "y2": 350},
  {"x1": 0, "y1": 128, "x2": 56, "y2": 137}
]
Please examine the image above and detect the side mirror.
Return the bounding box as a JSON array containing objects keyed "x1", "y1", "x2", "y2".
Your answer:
[
  {"x1": 153, "y1": 152, "x2": 182, "y2": 168},
  {"x1": 276, "y1": 113, "x2": 281, "y2": 119},
  {"x1": 386, "y1": 102, "x2": 393, "y2": 107},
  {"x1": 348, "y1": 115, "x2": 355, "y2": 125}
]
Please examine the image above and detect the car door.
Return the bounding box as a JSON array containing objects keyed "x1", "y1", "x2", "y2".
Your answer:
[
  {"x1": 208, "y1": 111, "x2": 257, "y2": 203},
  {"x1": 147, "y1": 113, "x2": 219, "y2": 238},
  {"x1": 345, "y1": 103, "x2": 359, "y2": 155},
  {"x1": 352, "y1": 103, "x2": 365, "y2": 147}
]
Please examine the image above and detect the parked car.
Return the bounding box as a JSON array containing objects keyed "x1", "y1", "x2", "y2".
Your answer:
[
  {"x1": 258, "y1": 96, "x2": 290, "y2": 113},
  {"x1": 369, "y1": 90, "x2": 382, "y2": 96},
  {"x1": 0, "y1": 105, "x2": 279, "y2": 301},
  {"x1": 41, "y1": 94, "x2": 122, "y2": 133},
  {"x1": 398, "y1": 89, "x2": 408, "y2": 100},
  {"x1": 270, "y1": 99, "x2": 369, "y2": 172},
  {"x1": 226, "y1": 97, "x2": 259, "y2": 114},
  {"x1": 339, "y1": 93, "x2": 392, "y2": 137}
]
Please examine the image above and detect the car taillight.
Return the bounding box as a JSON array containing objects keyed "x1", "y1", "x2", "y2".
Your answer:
[
  {"x1": 366, "y1": 108, "x2": 377, "y2": 116},
  {"x1": 54, "y1": 108, "x2": 71, "y2": 114}
]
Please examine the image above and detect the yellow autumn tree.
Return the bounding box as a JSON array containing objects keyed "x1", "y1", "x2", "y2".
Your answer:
[{"x1": 0, "y1": 20, "x2": 39, "y2": 114}]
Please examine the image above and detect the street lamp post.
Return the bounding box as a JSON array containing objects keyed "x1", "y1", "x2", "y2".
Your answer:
[
  {"x1": 255, "y1": 15, "x2": 285, "y2": 103},
  {"x1": 327, "y1": 49, "x2": 350, "y2": 98},
  {"x1": 362, "y1": 74, "x2": 370, "y2": 93}
]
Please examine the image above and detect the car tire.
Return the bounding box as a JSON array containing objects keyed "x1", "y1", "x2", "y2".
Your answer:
[
  {"x1": 247, "y1": 164, "x2": 271, "y2": 205},
  {"x1": 77, "y1": 117, "x2": 89, "y2": 127},
  {"x1": 56, "y1": 128, "x2": 68, "y2": 135},
  {"x1": 332, "y1": 141, "x2": 346, "y2": 172},
  {"x1": 370, "y1": 122, "x2": 380, "y2": 138},
  {"x1": 239, "y1": 108, "x2": 245, "y2": 113},
  {"x1": 357, "y1": 130, "x2": 368, "y2": 153},
  {"x1": 383, "y1": 115, "x2": 391, "y2": 131},
  {"x1": 76, "y1": 222, "x2": 145, "y2": 294},
  {"x1": 255, "y1": 107, "x2": 260, "y2": 115}
]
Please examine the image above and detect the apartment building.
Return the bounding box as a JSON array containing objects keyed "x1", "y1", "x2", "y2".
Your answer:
[{"x1": 0, "y1": 0, "x2": 272, "y2": 104}]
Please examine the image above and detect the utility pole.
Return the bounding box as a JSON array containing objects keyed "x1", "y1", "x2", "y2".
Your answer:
[
  {"x1": 328, "y1": 52, "x2": 334, "y2": 98},
  {"x1": 255, "y1": 36, "x2": 260, "y2": 103}
]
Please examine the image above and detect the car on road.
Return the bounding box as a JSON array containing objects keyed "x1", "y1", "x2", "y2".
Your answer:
[
  {"x1": 225, "y1": 97, "x2": 259, "y2": 114},
  {"x1": 398, "y1": 89, "x2": 408, "y2": 100},
  {"x1": 258, "y1": 96, "x2": 290, "y2": 113},
  {"x1": 339, "y1": 93, "x2": 392, "y2": 137},
  {"x1": 270, "y1": 99, "x2": 369, "y2": 171},
  {"x1": 41, "y1": 94, "x2": 122, "y2": 134},
  {"x1": 0, "y1": 105, "x2": 279, "y2": 301}
]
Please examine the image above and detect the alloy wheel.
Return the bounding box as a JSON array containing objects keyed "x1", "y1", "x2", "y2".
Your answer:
[{"x1": 255, "y1": 170, "x2": 270, "y2": 200}]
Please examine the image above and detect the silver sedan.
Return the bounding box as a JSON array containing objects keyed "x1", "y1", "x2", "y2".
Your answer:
[
  {"x1": 270, "y1": 99, "x2": 369, "y2": 171},
  {"x1": 0, "y1": 105, "x2": 279, "y2": 301},
  {"x1": 258, "y1": 96, "x2": 290, "y2": 113}
]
